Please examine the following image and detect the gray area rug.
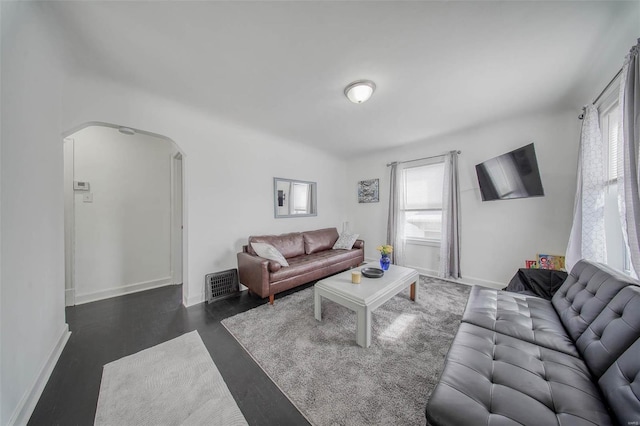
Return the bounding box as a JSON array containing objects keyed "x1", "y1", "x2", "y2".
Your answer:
[
  {"x1": 222, "y1": 276, "x2": 471, "y2": 425},
  {"x1": 94, "y1": 330, "x2": 248, "y2": 426}
]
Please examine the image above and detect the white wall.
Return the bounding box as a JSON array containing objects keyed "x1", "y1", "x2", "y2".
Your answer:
[
  {"x1": 1, "y1": 3, "x2": 69, "y2": 425},
  {"x1": 347, "y1": 110, "x2": 581, "y2": 288},
  {"x1": 62, "y1": 75, "x2": 349, "y2": 306},
  {"x1": 568, "y1": 1, "x2": 640, "y2": 108},
  {"x1": 70, "y1": 126, "x2": 174, "y2": 304}
]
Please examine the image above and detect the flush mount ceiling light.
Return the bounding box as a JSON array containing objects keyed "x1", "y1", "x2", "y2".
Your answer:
[{"x1": 344, "y1": 80, "x2": 376, "y2": 104}]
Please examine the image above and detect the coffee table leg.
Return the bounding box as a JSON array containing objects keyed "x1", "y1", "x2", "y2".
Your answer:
[
  {"x1": 356, "y1": 306, "x2": 371, "y2": 348},
  {"x1": 314, "y1": 290, "x2": 322, "y2": 321},
  {"x1": 410, "y1": 282, "x2": 417, "y2": 301}
]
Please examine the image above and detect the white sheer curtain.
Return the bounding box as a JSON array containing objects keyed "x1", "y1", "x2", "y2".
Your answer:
[
  {"x1": 387, "y1": 162, "x2": 406, "y2": 265},
  {"x1": 439, "y1": 151, "x2": 461, "y2": 279},
  {"x1": 566, "y1": 104, "x2": 607, "y2": 271},
  {"x1": 617, "y1": 39, "x2": 640, "y2": 277}
]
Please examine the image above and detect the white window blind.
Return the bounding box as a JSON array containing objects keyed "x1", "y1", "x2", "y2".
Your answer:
[
  {"x1": 595, "y1": 86, "x2": 620, "y2": 185},
  {"x1": 603, "y1": 105, "x2": 620, "y2": 182},
  {"x1": 608, "y1": 113, "x2": 619, "y2": 182},
  {"x1": 402, "y1": 161, "x2": 445, "y2": 241}
]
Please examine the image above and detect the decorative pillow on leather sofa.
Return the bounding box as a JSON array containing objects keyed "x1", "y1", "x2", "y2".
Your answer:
[
  {"x1": 250, "y1": 242, "x2": 289, "y2": 267},
  {"x1": 332, "y1": 232, "x2": 359, "y2": 250}
]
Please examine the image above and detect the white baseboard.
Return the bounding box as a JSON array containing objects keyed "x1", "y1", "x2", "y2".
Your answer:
[
  {"x1": 8, "y1": 323, "x2": 71, "y2": 426},
  {"x1": 453, "y1": 275, "x2": 505, "y2": 289},
  {"x1": 74, "y1": 277, "x2": 173, "y2": 305},
  {"x1": 65, "y1": 288, "x2": 75, "y2": 306},
  {"x1": 419, "y1": 270, "x2": 505, "y2": 289},
  {"x1": 363, "y1": 258, "x2": 505, "y2": 290}
]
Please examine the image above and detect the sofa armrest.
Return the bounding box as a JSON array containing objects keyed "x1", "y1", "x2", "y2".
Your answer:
[
  {"x1": 353, "y1": 239, "x2": 364, "y2": 250},
  {"x1": 237, "y1": 252, "x2": 270, "y2": 298}
]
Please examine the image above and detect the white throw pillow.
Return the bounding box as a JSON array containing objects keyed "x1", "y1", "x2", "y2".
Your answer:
[
  {"x1": 251, "y1": 242, "x2": 289, "y2": 267},
  {"x1": 332, "y1": 232, "x2": 359, "y2": 250}
]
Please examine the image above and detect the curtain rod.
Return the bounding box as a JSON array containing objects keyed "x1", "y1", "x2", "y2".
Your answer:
[
  {"x1": 386, "y1": 150, "x2": 461, "y2": 167},
  {"x1": 578, "y1": 68, "x2": 623, "y2": 120}
]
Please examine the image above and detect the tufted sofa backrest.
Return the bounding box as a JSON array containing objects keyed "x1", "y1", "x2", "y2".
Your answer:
[
  {"x1": 599, "y1": 338, "x2": 640, "y2": 425},
  {"x1": 576, "y1": 285, "x2": 640, "y2": 378},
  {"x1": 553, "y1": 260, "x2": 640, "y2": 424},
  {"x1": 302, "y1": 228, "x2": 339, "y2": 254},
  {"x1": 247, "y1": 232, "x2": 305, "y2": 259},
  {"x1": 552, "y1": 260, "x2": 633, "y2": 343}
]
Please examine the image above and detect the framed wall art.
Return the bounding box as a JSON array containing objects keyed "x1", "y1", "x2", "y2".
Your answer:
[{"x1": 358, "y1": 178, "x2": 379, "y2": 203}]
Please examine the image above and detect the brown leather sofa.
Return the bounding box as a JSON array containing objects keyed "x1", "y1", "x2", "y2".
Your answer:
[{"x1": 237, "y1": 227, "x2": 364, "y2": 304}]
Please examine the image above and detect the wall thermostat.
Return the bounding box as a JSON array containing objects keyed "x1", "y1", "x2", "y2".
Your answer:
[{"x1": 74, "y1": 181, "x2": 90, "y2": 191}]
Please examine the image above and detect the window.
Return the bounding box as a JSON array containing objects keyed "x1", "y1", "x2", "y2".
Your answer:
[
  {"x1": 600, "y1": 96, "x2": 631, "y2": 273},
  {"x1": 402, "y1": 160, "x2": 445, "y2": 242}
]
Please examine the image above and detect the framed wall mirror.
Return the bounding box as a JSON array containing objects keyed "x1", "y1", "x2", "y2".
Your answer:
[{"x1": 274, "y1": 177, "x2": 317, "y2": 218}]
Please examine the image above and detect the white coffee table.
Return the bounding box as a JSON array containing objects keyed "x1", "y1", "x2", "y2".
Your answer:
[{"x1": 314, "y1": 264, "x2": 419, "y2": 348}]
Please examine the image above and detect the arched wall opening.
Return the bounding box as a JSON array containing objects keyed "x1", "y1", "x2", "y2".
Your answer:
[{"x1": 62, "y1": 122, "x2": 188, "y2": 306}]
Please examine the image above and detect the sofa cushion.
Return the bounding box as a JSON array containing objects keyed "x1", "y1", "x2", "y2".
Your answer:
[
  {"x1": 269, "y1": 249, "x2": 362, "y2": 282},
  {"x1": 303, "y1": 228, "x2": 339, "y2": 254},
  {"x1": 599, "y1": 338, "x2": 640, "y2": 425},
  {"x1": 552, "y1": 260, "x2": 635, "y2": 343},
  {"x1": 576, "y1": 284, "x2": 640, "y2": 378},
  {"x1": 461, "y1": 286, "x2": 578, "y2": 356},
  {"x1": 248, "y1": 232, "x2": 305, "y2": 259},
  {"x1": 426, "y1": 322, "x2": 613, "y2": 426}
]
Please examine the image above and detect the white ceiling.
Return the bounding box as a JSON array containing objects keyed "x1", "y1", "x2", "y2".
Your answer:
[{"x1": 51, "y1": 1, "x2": 631, "y2": 156}]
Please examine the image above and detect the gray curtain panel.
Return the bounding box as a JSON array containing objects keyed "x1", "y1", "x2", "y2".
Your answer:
[
  {"x1": 439, "y1": 151, "x2": 461, "y2": 279},
  {"x1": 619, "y1": 39, "x2": 640, "y2": 277},
  {"x1": 387, "y1": 162, "x2": 406, "y2": 265},
  {"x1": 387, "y1": 163, "x2": 400, "y2": 264}
]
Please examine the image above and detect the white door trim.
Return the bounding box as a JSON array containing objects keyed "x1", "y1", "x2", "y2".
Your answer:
[
  {"x1": 170, "y1": 152, "x2": 184, "y2": 286},
  {"x1": 63, "y1": 138, "x2": 76, "y2": 306}
]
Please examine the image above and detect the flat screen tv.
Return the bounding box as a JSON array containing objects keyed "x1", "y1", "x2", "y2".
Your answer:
[{"x1": 475, "y1": 143, "x2": 544, "y2": 201}]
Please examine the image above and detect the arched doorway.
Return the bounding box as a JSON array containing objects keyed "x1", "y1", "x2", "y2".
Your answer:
[{"x1": 63, "y1": 122, "x2": 187, "y2": 305}]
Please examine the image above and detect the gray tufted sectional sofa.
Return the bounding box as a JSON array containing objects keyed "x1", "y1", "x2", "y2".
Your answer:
[{"x1": 426, "y1": 260, "x2": 640, "y2": 425}]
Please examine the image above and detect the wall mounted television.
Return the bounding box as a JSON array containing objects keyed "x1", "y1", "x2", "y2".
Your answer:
[{"x1": 475, "y1": 143, "x2": 545, "y2": 201}]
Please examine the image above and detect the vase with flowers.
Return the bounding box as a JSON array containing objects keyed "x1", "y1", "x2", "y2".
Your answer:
[{"x1": 376, "y1": 245, "x2": 393, "y2": 271}]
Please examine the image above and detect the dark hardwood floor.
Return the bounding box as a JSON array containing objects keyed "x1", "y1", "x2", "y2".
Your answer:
[{"x1": 28, "y1": 284, "x2": 313, "y2": 426}]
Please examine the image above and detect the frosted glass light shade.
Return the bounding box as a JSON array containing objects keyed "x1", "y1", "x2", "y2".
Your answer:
[{"x1": 344, "y1": 80, "x2": 376, "y2": 104}]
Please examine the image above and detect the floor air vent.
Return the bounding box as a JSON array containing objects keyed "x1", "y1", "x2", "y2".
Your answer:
[{"x1": 205, "y1": 268, "x2": 239, "y2": 304}]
